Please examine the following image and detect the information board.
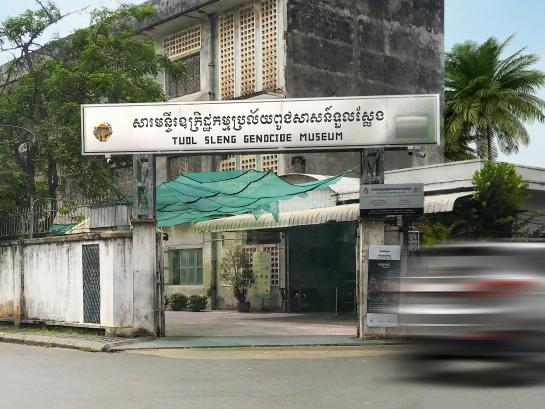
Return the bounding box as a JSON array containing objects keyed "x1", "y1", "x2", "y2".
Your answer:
[
  {"x1": 251, "y1": 251, "x2": 271, "y2": 297},
  {"x1": 360, "y1": 183, "x2": 424, "y2": 217}
]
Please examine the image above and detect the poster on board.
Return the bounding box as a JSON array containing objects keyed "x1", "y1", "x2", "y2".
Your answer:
[{"x1": 367, "y1": 245, "x2": 401, "y2": 327}]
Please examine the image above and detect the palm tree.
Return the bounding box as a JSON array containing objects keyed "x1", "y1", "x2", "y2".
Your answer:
[{"x1": 445, "y1": 35, "x2": 545, "y2": 161}]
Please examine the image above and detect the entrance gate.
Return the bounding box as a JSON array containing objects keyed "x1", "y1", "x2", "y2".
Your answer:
[{"x1": 81, "y1": 94, "x2": 439, "y2": 338}]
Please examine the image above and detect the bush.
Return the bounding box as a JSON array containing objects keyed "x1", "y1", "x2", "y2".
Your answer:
[
  {"x1": 188, "y1": 295, "x2": 207, "y2": 311},
  {"x1": 169, "y1": 293, "x2": 189, "y2": 311}
]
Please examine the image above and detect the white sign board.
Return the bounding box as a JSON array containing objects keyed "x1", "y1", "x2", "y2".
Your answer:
[
  {"x1": 367, "y1": 245, "x2": 401, "y2": 328},
  {"x1": 81, "y1": 94, "x2": 440, "y2": 155},
  {"x1": 360, "y1": 183, "x2": 424, "y2": 217}
]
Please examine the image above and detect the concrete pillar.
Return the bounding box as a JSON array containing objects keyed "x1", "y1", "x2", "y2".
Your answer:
[
  {"x1": 13, "y1": 242, "x2": 25, "y2": 327},
  {"x1": 357, "y1": 219, "x2": 385, "y2": 338},
  {"x1": 131, "y1": 219, "x2": 157, "y2": 336}
]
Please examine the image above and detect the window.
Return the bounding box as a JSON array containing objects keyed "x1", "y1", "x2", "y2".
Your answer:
[
  {"x1": 218, "y1": 0, "x2": 279, "y2": 100},
  {"x1": 241, "y1": 155, "x2": 257, "y2": 170},
  {"x1": 166, "y1": 53, "x2": 201, "y2": 98},
  {"x1": 164, "y1": 26, "x2": 201, "y2": 59},
  {"x1": 261, "y1": 155, "x2": 279, "y2": 173},
  {"x1": 168, "y1": 249, "x2": 203, "y2": 285},
  {"x1": 168, "y1": 156, "x2": 202, "y2": 180},
  {"x1": 164, "y1": 25, "x2": 202, "y2": 97},
  {"x1": 220, "y1": 155, "x2": 236, "y2": 171}
]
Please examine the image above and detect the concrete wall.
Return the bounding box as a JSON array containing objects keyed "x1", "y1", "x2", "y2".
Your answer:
[
  {"x1": 0, "y1": 244, "x2": 20, "y2": 321},
  {"x1": 0, "y1": 231, "x2": 157, "y2": 336},
  {"x1": 283, "y1": 0, "x2": 445, "y2": 175}
]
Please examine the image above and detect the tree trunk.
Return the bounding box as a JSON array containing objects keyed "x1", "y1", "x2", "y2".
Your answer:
[
  {"x1": 487, "y1": 128, "x2": 493, "y2": 161},
  {"x1": 46, "y1": 156, "x2": 59, "y2": 229}
]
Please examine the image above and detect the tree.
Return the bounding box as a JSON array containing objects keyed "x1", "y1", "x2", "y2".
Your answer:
[
  {"x1": 0, "y1": 1, "x2": 185, "y2": 213},
  {"x1": 444, "y1": 35, "x2": 545, "y2": 161},
  {"x1": 459, "y1": 161, "x2": 529, "y2": 238},
  {"x1": 219, "y1": 246, "x2": 255, "y2": 306}
]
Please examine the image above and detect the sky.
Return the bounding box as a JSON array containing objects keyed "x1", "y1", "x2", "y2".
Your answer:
[{"x1": 0, "y1": 0, "x2": 544, "y2": 167}]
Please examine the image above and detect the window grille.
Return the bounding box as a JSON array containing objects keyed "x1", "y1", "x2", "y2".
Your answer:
[
  {"x1": 261, "y1": 0, "x2": 278, "y2": 90},
  {"x1": 220, "y1": 155, "x2": 236, "y2": 171},
  {"x1": 240, "y1": 6, "x2": 256, "y2": 96},
  {"x1": 219, "y1": 13, "x2": 235, "y2": 100},
  {"x1": 163, "y1": 26, "x2": 201, "y2": 59},
  {"x1": 219, "y1": 1, "x2": 278, "y2": 99},
  {"x1": 261, "y1": 154, "x2": 279, "y2": 173},
  {"x1": 168, "y1": 249, "x2": 203, "y2": 285},
  {"x1": 243, "y1": 245, "x2": 258, "y2": 271},
  {"x1": 241, "y1": 155, "x2": 257, "y2": 170},
  {"x1": 82, "y1": 244, "x2": 101, "y2": 324},
  {"x1": 262, "y1": 244, "x2": 280, "y2": 286},
  {"x1": 166, "y1": 53, "x2": 201, "y2": 97}
]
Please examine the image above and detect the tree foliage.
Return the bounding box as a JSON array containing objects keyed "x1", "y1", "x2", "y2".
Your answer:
[
  {"x1": 219, "y1": 246, "x2": 255, "y2": 304},
  {"x1": 444, "y1": 35, "x2": 545, "y2": 161},
  {"x1": 415, "y1": 163, "x2": 531, "y2": 242},
  {"x1": 413, "y1": 221, "x2": 462, "y2": 246},
  {"x1": 0, "y1": 1, "x2": 185, "y2": 212},
  {"x1": 458, "y1": 161, "x2": 529, "y2": 238}
]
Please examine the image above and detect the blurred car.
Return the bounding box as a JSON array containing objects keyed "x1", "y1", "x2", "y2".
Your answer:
[{"x1": 400, "y1": 242, "x2": 545, "y2": 361}]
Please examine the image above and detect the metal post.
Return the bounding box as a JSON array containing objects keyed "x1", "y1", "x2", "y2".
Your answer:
[{"x1": 361, "y1": 149, "x2": 384, "y2": 184}]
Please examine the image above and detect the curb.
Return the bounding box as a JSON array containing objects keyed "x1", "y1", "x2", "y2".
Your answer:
[
  {"x1": 110, "y1": 340, "x2": 403, "y2": 352},
  {"x1": 0, "y1": 331, "x2": 403, "y2": 352},
  {"x1": 0, "y1": 331, "x2": 152, "y2": 352}
]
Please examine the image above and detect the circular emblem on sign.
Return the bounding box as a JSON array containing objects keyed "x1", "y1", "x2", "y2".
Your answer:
[{"x1": 93, "y1": 122, "x2": 112, "y2": 142}]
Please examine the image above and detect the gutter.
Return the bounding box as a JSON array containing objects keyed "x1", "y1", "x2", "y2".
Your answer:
[{"x1": 136, "y1": 0, "x2": 222, "y2": 34}]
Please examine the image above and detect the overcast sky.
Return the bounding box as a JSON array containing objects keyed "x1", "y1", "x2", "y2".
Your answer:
[{"x1": 1, "y1": 0, "x2": 544, "y2": 168}]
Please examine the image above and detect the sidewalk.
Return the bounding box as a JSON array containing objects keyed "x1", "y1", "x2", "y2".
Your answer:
[{"x1": 0, "y1": 326, "x2": 147, "y2": 352}]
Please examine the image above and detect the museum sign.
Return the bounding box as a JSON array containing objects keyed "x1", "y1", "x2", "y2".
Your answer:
[{"x1": 81, "y1": 94, "x2": 440, "y2": 155}]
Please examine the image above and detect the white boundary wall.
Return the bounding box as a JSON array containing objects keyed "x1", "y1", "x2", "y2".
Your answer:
[{"x1": 0, "y1": 231, "x2": 156, "y2": 336}]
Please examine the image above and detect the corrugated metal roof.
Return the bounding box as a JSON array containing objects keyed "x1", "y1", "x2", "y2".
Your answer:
[
  {"x1": 194, "y1": 203, "x2": 360, "y2": 233},
  {"x1": 424, "y1": 192, "x2": 473, "y2": 214},
  {"x1": 193, "y1": 191, "x2": 473, "y2": 233}
]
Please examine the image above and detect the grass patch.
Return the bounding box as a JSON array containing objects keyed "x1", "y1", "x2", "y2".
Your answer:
[{"x1": 0, "y1": 323, "x2": 103, "y2": 337}]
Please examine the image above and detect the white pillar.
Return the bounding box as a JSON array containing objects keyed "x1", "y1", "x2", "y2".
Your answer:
[{"x1": 131, "y1": 219, "x2": 157, "y2": 336}]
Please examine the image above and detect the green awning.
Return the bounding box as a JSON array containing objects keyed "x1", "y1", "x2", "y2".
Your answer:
[{"x1": 156, "y1": 170, "x2": 345, "y2": 227}]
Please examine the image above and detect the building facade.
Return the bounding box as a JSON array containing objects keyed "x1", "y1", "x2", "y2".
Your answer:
[
  {"x1": 133, "y1": 0, "x2": 445, "y2": 309},
  {"x1": 136, "y1": 0, "x2": 445, "y2": 180}
]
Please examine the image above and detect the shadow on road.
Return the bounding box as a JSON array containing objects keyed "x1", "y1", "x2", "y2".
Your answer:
[{"x1": 397, "y1": 360, "x2": 545, "y2": 388}]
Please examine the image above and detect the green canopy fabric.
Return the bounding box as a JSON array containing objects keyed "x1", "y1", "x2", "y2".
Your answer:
[
  {"x1": 156, "y1": 170, "x2": 345, "y2": 227},
  {"x1": 48, "y1": 223, "x2": 78, "y2": 233}
]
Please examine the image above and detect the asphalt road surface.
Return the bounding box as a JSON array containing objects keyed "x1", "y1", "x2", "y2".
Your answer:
[{"x1": 2, "y1": 343, "x2": 545, "y2": 409}]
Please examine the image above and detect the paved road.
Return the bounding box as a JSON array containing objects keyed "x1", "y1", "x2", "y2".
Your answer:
[{"x1": 2, "y1": 343, "x2": 545, "y2": 409}]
